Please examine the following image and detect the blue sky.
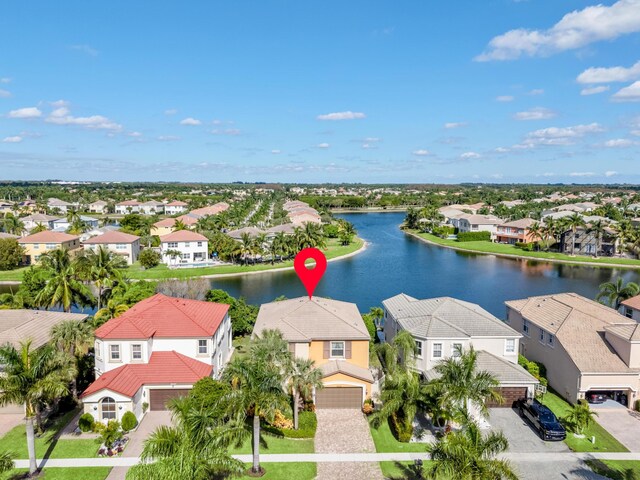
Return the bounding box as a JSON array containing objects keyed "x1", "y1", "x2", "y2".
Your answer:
[{"x1": 1, "y1": 0, "x2": 639, "y2": 183}]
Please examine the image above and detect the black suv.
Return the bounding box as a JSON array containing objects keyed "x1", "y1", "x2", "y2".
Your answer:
[{"x1": 518, "y1": 399, "x2": 566, "y2": 441}]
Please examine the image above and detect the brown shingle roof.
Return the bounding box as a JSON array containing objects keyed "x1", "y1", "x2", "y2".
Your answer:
[
  {"x1": 19, "y1": 231, "x2": 79, "y2": 244},
  {"x1": 83, "y1": 231, "x2": 140, "y2": 244},
  {"x1": 0, "y1": 310, "x2": 88, "y2": 349}
]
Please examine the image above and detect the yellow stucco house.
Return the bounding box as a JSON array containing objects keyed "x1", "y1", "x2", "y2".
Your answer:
[
  {"x1": 150, "y1": 214, "x2": 199, "y2": 237},
  {"x1": 18, "y1": 231, "x2": 81, "y2": 265},
  {"x1": 253, "y1": 296, "x2": 373, "y2": 408}
]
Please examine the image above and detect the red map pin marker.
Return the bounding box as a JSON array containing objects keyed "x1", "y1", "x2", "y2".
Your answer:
[{"x1": 294, "y1": 248, "x2": 327, "y2": 299}]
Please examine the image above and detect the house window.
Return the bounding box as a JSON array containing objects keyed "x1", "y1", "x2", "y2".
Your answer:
[
  {"x1": 505, "y1": 339, "x2": 515, "y2": 354},
  {"x1": 523, "y1": 320, "x2": 529, "y2": 335},
  {"x1": 330, "y1": 341, "x2": 345, "y2": 358},
  {"x1": 625, "y1": 308, "x2": 633, "y2": 318},
  {"x1": 452, "y1": 343, "x2": 462, "y2": 357},
  {"x1": 185, "y1": 242, "x2": 190, "y2": 247},
  {"x1": 416, "y1": 341, "x2": 423, "y2": 358},
  {"x1": 116, "y1": 243, "x2": 126, "y2": 250},
  {"x1": 45, "y1": 243, "x2": 56, "y2": 249},
  {"x1": 539, "y1": 328, "x2": 545, "y2": 343},
  {"x1": 197, "y1": 242, "x2": 203, "y2": 247},
  {"x1": 101, "y1": 397, "x2": 116, "y2": 421},
  {"x1": 548, "y1": 334, "x2": 554, "y2": 346},
  {"x1": 167, "y1": 242, "x2": 178, "y2": 248},
  {"x1": 33, "y1": 244, "x2": 40, "y2": 250},
  {"x1": 181, "y1": 253, "x2": 190, "y2": 260},
  {"x1": 433, "y1": 343, "x2": 443, "y2": 358},
  {"x1": 131, "y1": 344, "x2": 142, "y2": 360},
  {"x1": 96, "y1": 341, "x2": 102, "y2": 360},
  {"x1": 198, "y1": 339, "x2": 208, "y2": 355},
  {"x1": 109, "y1": 344, "x2": 120, "y2": 362}
]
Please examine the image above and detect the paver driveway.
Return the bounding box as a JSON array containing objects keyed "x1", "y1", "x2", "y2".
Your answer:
[
  {"x1": 591, "y1": 407, "x2": 640, "y2": 452},
  {"x1": 315, "y1": 409, "x2": 383, "y2": 480},
  {"x1": 489, "y1": 408, "x2": 606, "y2": 480}
]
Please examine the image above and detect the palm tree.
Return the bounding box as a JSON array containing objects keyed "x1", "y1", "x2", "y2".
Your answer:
[
  {"x1": 2, "y1": 214, "x2": 26, "y2": 236},
  {"x1": 596, "y1": 278, "x2": 640, "y2": 309},
  {"x1": 564, "y1": 401, "x2": 598, "y2": 436},
  {"x1": 587, "y1": 220, "x2": 607, "y2": 258},
  {"x1": 289, "y1": 358, "x2": 323, "y2": 430},
  {"x1": 78, "y1": 246, "x2": 127, "y2": 310},
  {"x1": 50, "y1": 319, "x2": 94, "y2": 401},
  {"x1": 429, "y1": 345, "x2": 502, "y2": 422},
  {"x1": 127, "y1": 397, "x2": 244, "y2": 480},
  {"x1": 31, "y1": 223, "x2": 48, "y2": 234},
  {"x1": 35, "y1": 249, "x2": 94, "y2": 312},
  {"x1": 0, "y1": 341, "x2": 75, "y2": 475},
  {"x1": 224, "y1": 336, "x2": 290, "y2": 474},
  {"x1": 528, "y1": 221, "x2": 542, "y2": 250},
  {"x1": 566, "y1": 213, "x2": 586, "y2": 256},
  {"x1": 239, "y1": 232, "x2": 254, "y2": 265},
  {"x1": 164, "y1": 249, "x2": 182, "y2": 266},
  {"x1": 172, "y1": 219, "x2": 188, "y2": 232},
  {"x1": 67, "y1": 219, "x2": 89, "y2": 234},
  {"x1": 374, "y1": 330, "x2": 417, "y2": 376},
  {"x1": 66, "y1": 209, "x2": 81, "y2": 225},
  {"x1": 427, "y1": 420, "x2": 518, "y2": 480},
  {"x1": 94, "y1": 299, "x2": 130, "y2": 327},
  {"x1": 0, "y1": 452, "x2": 13, "y2": 475},
  {"x1": 368, "y1": 306, "x2": 384, "y2": 328}
]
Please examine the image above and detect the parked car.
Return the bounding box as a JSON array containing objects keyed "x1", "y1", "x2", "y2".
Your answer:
[
  {"x1": 518, "y1": 399, "x2": 566, "y2": 441},
  {"x1": 587, "y1": 392, "x2": 607, "y2": 404}
]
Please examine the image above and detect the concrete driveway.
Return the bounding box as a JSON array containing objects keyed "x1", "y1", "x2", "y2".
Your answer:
[
  {"x1": 591, "y1": 407, "x2": 640, "y2": 452},
  {"x1": 489, "y1": 408, "x2": 605, "y2": 480},
  {"x1": 315, "y1": 409, "x2": 382, "y2": 480},
  {"x1": 0, "y1": 413, "x2": 23, "y2": 437}
]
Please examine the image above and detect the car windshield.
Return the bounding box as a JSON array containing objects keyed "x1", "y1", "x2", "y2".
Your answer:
[{"x1": 539, "y1": 413, "x2": 557, "y2": 423}]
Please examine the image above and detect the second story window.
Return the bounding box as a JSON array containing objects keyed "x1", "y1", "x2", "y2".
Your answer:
[
  {"x1": 330, "y1": 341, "x2": 345, "y2": 358},
  {"x1": 452, "y1": 343, "x2": 462, "y2": 357},
  {"x1": 197, "y1": 241, "x2": 203, "y2": 247},
  {"x1": 539, "y1": 328, "x2": 545, "y2": 342},
  {"x1": 167, "y1": 242, "x2": 178, "y2": 248},
  {"x1": 625, "y1": 308, "x2": 633, "y2": 318},
  {"x1": 523, "y1": 319, "x2": 529, "y2": 335},
  {"x1": 109, "y1": 344, "x2": 120, "y2": 362},
  {"x1": 505, "y1": 339, "x2": 515, "y2": 354},
  {"x1": 433, "y1": 343, "x2": 443, "y2": 358},
  {"x1": 132, "y1": 344, "x2": 142, "y2": 360},
  {"x1": 416, "y1": 340, "x2": 423, "y2": 358},
  {"x1": 45, "y1": 243, "x2": 56, "y2": 249},
  {"x1": 198, "y1": 339, "x2": 208, "y2": 355},
  {"x1": 116, "y1": 243, "x2": 126, "y2": 250},
  {"x1": 548, "y1": 334, "x2": 555, "y2": 346}
]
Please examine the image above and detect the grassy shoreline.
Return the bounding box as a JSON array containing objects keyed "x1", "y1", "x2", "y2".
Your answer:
[
  {"x1": 406, "y1": 229, "x2": 640, "y2": 269},
  {"x1": 0, "y1": 237, "x2": 366, "y2": 283}
]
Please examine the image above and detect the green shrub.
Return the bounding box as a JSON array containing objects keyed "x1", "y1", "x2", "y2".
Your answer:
[
  {"x1": 99, "y1": 420, "x2": 122, "y2": 449},
  {"x1": 432, "y1": 226, "x2": 455, "y2": 238},
  {"x1": 142, "y1": 402, "x2": 149, "y2": 413},
  {"x1": 139, "y1": 249, "x2": 161, "y2": 269},
  {"x1": 456, "y1": 231, "x2": 491, "y2": 242},
  {"x1": 515, "y1": 242, "x2": 535, "y2": 251},
  {"x1": 526, "y1": 361, "x2": 540, "y2": 378},
  {"x1": 121, "y1": 411, "x2": 138, "y2": 432},
  {"x1": 78, "y1": 413, "x2": 95, "y2": 433},
  {"x1": 389, "y1": 412, "x2": 412, "y2": 443},
  {"x1": 263, "y1": 411, "x2": 317, "y2": 439}
]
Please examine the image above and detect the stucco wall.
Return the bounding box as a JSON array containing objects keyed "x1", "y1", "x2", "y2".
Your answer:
[
  {"x1": 308, "y1": 339, "x2": 369, "y2": 369},
  {"x1": 321, "y1": 372, "x2": 370, "y2": 399}
]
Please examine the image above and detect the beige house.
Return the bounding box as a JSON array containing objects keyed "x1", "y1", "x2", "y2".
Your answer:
[
  {"x1": 253, "y1": 296, "x2": 374, "y2": 408},
  {"x1": 151, "y1": 214, "x2": 199, "y2": 236},
  {"x1": 88, "y1": 200, "x2": 109, "y2": 214},
  {"x1": 506, "y1": 293, "x2": 640, "y2": 408},
  {"x1": 384, "y1": 294, "x2": 538, "y2": 407},
  {"x1": 18, "y1": 231, "x2": 81, "y2": 265},
  {"x1": 83, "y1": 231, "x2": 141, "y2": 265},
  {"x1": 620, "y1": 295, "x2": 640, "y2": 322}
]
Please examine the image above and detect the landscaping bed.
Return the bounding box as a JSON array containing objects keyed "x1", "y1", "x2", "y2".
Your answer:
[{"x1": 369, "y1": 418, "x2": 426, "y2": 453}]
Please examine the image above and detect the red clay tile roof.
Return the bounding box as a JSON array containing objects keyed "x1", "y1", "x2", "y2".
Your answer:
[
  {"x1": 166, "y1": 201, "x2": 188, "y2": 206},
  {"x1": 117, "y1": 200, "x2": 141, "y2": 206},
  {"x1": 159, "y1": 230, "x2": 208, "y2": 242},
  {"x1": 95, "y1": 293, "x2": 228, "y2": 339},
  {"x1": 81, "y1": 351, "x2": 212, "y2": 398},
  {"x1": 153, "y1": 215, "x2": 198, "y2": 228},
  {"x1": 621, "y1": 295, "x2": 640, "y2": 310},
  {"x1": 83, "y1": 231, "x2": 140, "y2": 244},
  {"x1": 19, "y1": 231, "x2": 79, "y2": 243}
]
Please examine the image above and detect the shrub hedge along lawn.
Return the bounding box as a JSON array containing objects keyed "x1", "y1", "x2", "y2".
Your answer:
[{"x1": 262, "y1": 411, "x2": 317, "y2": 439}]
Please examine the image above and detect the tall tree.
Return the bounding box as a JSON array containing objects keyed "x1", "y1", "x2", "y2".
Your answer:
[
  {"x1": 78, "y1": 246, "x2": 127, "y2": 310},
  {"x1": 596, "y1": 278, "x2": 640, "y2": 310},
  {"x1": 0, "y1": 342, "x2": 75, "y2": 475},
  {"x1": 289, "y1": 358, "x2": 323, "y2": 430},
  {"x1": 50, "y1": 320, "x2": 94, "y2": 401},
  {"x1": 587, "y1": 220, "x2": 607, "y2": 258},
  {"x1": 2, "y1": 214, "x2": 26, "y2": 236},
  {"x1": 566, "y1": 213, "x2": 586, "y2": 256},
  {"x1": 35, "y1": 249, "x2": 94, "y2": 312}
]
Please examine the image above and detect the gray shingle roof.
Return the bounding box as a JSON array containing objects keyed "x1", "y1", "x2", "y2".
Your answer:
[
  {"x1": 253, "y1": 296, "x2": 369, "y2": 342},
  {"x1": 0, "y1": 310, "x2": 88, "y2": 350},
  {"x1": 383, "y1": 294, "x2": 519, "y2": 339}
]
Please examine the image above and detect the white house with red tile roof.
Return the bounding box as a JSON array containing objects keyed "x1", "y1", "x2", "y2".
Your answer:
[
  {"x1": 82, "y1": 294, "x2": 232, "y2": 421},
  {"x1": 164, "y1": 200, "x2": 189, "y2": 215},
  {"x1": 159, "y1": 230, "x2": 209, "y2": 266},
  {"x1": 115, "y1": 200, "x2": 141, "y2": 215},
  {"x1": 83, "y1": 231, "x2": 141, "y2": 265}
]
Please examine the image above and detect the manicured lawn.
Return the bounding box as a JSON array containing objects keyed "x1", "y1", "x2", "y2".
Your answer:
[
  {"x1": 0, "y1": 410, "x2": 102, "y2": 460},
  {"x1": 380, "y1": 461, "x2": 432, "y2": 480},
  {"x1": 0, "y1": 268, "x2": 26, "y2": 281},
  {"x1": 585, "y1": 460, "x2": 640, "y2": 480},
  {"x1": 410, "y1": 231, "x2": 640, "y2": 268},
  {"x1": 540, "y1": 392, "x2": 628, "y2": 453},
  {"x1": 1, "y1": 467, "x2": 111, "y2": 480},
  {"x1": 232, "y1": 335, "x2": 251, "y2": 360},
  {"x1": 369, "y1": 419, "x2": 427, "y2": 453},
  {"x1": 240, "y1": 463, "x2": 316, "y2": 480},
  {"x1": 229, "y1": 434, "x2": 314, "y2": 455}
]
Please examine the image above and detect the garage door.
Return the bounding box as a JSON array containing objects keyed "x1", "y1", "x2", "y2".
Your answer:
[
  {"x1": 149, "y1": 389, "x2": 191, "y2": 410},
  {"x1": 316, "y1": 387, "x2": 362, "y2": 409},
  {"x1": 486, "y1": 387, "x2": 528, "y2": 408}
]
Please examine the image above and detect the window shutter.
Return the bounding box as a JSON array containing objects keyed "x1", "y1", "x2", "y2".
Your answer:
[
  {"x1": 345, "y1": 341, "x2": 352, "y2": 359},
  {"x1": 323, "y1": 341, "x2": 330, "y2": 359}
]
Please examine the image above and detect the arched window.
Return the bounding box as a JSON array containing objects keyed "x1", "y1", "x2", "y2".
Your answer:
[{"x1": 101, "y1": 397, "x2": 116, "y2": 420}]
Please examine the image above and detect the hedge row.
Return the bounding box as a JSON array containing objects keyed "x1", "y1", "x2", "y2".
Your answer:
[
  {"x1": 388, "y1": 412, "x2": 412, "y2": 443},
  {"x1": 456, "y1": 231, "x2": 491, "y2": 242},
  {"x1": 262, "y1": 411, "x2": 317, "y2": 439}
]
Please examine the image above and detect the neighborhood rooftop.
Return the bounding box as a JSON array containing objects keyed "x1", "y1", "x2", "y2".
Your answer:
[{"x1": 0, "y1": 310, "x2": 88, "y2": 350}]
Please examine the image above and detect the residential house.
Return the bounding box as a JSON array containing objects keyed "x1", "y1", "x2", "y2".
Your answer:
[
  {"x1": 88, "y1": 200, "x2": 109, "y2": 214},
  {"x1": 151, "y1": 214, "x2": 199, "y2": 236},
  {"x1": 83, "y1": 231, "x2": 141, "y2": 265},
  {"x1": 47, "y1": 198, "x2": 77, "y2": 214},
  {"x1": 0, "y1": 201, "x2": 14, "y2": 214},
  {"x1": 22, "y1": 213, "x2": 59, "y2": 231},
  {"x1": 115, "y1": 200, "x2": 141, "y2": 214},
  {"x1": 505, "y1": 293, "x2": 640, "y2": 408},
  {"x1": 456, "y1": 214, "x2": 503, "y2": 240},
  {"x1": 288, "y1": 210, "x2": 322, "y2": 225},
  {"x1": 81, "y1": 294, "x2": 232, "y2": 421},
  {"x1": 164, "y1": 201, "x2": 189, "y2": 215},
  {"x1": 383, "y1": 294, "x2": 538, "y2": 407},
  {"x1": 18, "y1": 231, "x2": 81, "y2": 265},
  {"x1": 495, "y1": 218, "x2": 538, "y2": 245},
  {"x1": 0, "y1": 233, "x2": 18, "y2": 240},
  {"x1": 159, "y1": 230, "x2": 209, "y2": 266},
  {"x1": 189, "y1": 202, "x2": 230, "y2": 218},
  {"x1": 559, "y1": 225, "x2": 618, "y2": 256},
  {"x1": 140, "y1": 201, "x2": 165, "y2": 215},
  {"x1": 620, "y1": 295, "x2": 640, "y2": 322},
  {"x1": 52, "y1": 215, "x2": 100, "y2": 232},
  {"x1": 253, "y1": 296, "x2": 374, "y2": 408}
]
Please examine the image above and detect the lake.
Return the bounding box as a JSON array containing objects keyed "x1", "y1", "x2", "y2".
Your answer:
[{"x1": 211, "y1": 212, "x2": 640, "y2": 318}]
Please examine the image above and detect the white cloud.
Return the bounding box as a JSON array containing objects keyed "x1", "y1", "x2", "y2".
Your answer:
[
  {"x1": 316, "y1": 142, "x2": 330, "y2": 148},
  {"x1": 157, "y1": 135, "x2": 181, "y2": 141},
  {"x1": 271, "y1": 149, "x2": 281, "y2": 154},
  {"x1": 50, "y1": 99, "x2": 69, "y2": 108},
  {"x1": 612, "y1": 81, "x2": 640, "y2": 102},
  {"x1": 495, "y1": 147, "x2": 510, "y2": 153},
  {"x1": 164, "y1": 109, "x2": 178, "y2": 115},
  {"x1": 45, "y1": 106, "x2": 122, "y2": 131},
  {"x1": 475, "y1": 0, "x2": 640, "y2": 61},
  {"x1": 7, "y1": 107, "x2": 42, "y2": 119},
  {"x1": 211, "y1": 128, "x2": 241, "y2": 136},
  {"x1": 569, "y1": 172, "x2": 596, "y2": 177},
  {"x1": 461, "y1": 151, "x2": 481, "y2": 159},
  {"x1": 316, "y1": 111, "x2": 366, "y2": 121},
  {"x1": 577, "y1": 60, "x2": 640, "y2": 84},
  {"x1": 605, "y1": 170, "x2": 618, "y2": 177},
  {"x1": 580, "y1": 85, "x2": 610, "y2": 95},
  {"x1": 127, "y1": 131, "x2": 143, "y2": 138},
  {"x1": 604, "y1": 138, "x2": 637, "y2": 147},
  {"x1": 0, "y1": 78, "x2": 10, "y2": 84},
  {"x1": 514, "y1": 107, "x2": 556, "y2": 120},
  {"x1": 496, "y1": 95, "x2": 514, "y2": 102},
  {"x1": 0, "y1": 89, "x2": 11, "y2": 98},
  {"x1": 180, "y1": 117, "x2": 201, "y2": 126},
  {"x1": 528, "y1": 89, "x2": 544, "y2": 95},
  {"x1": 412, "y1": 149, "x2": 430, "y2": 156},
  {"x1": 70, "y1": 44, "x2": 99, "y2": 56},
  {"x1": 2, "y1": 136, "x2": 22, "y2": 143},
  {"x1": 444, "y1": 122, "x2": 467, "y2": 129},
  {"x1": 522, "y1": 122, "x2": 604, "y2": 146}
]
